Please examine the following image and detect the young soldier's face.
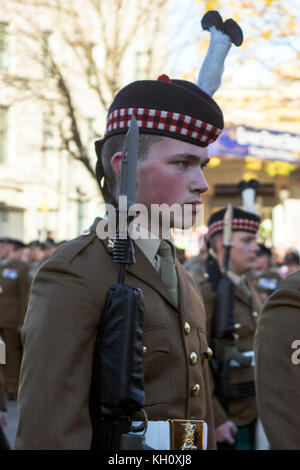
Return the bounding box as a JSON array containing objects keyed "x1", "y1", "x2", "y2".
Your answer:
[
  {"x1": 253, "y1": 254, "x2": 270, "y2": 274},
  {"x1": 134, "y1": 137, "x2": 209, "y2": 230},
  {"x1": 230, "y1": 231, "x2": 259, "y2": 275}
]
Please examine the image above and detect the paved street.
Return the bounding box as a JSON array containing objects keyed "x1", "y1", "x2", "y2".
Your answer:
[{"x1": 3, "y1": 400, "x2": 18, "y2": 449}]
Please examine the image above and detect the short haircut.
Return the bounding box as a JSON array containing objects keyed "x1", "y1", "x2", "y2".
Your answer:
[{"x1": 101, "y1": 133, "x2": 165, "y2": 198}]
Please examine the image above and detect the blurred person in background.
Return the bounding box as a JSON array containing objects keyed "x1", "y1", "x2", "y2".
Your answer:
[
  {"x1": 175, "y1": 247, "x2": 186, "y2": 264},
  {"x1": 199, "y1": 208, "x2": 263, "y2": 450},
  {"x1": 252, "y1": 243, "x2": 272, "y2": 277},
  {"x1": 26, "y1": 241, "x2": 45, "y2": 285},
  {"x1": 9, "y1": 240, "x2": 26, "y2": 263},
  {"x1": 185, "y1": 236, "x2": 209, "y2": 282},
  {"x1": 252, "y1": 243, "x2": 281, "y2": 303},
  {"x1": 43, "y1": 237, "x2": 57, "y2": 260},
  {"x1": 282, "y1": 251, "x2": 300, "y2": 278},
  {"x1": 0, "y1": 238, "x2": 29, "y2": 401}
]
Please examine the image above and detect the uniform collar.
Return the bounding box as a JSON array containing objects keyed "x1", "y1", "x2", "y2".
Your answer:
[
  {"x1": 227, "y1": 270, "x2": 245, "y2": 286},
  {"x1": 131, "y1": 224, "x2": 175, "y2": 265}
]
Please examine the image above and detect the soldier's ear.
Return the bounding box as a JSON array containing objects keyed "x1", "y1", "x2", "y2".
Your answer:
[
  {"x1": 111, "y1": 152, "x2": 122, "y2": 178},
  {"x1": 215, "y1": 234, "x2": 224, "y2": 254}
]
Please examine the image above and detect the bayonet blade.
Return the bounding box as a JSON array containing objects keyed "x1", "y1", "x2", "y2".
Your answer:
[
  {"x1": 120, "y1": 115, "x2": 139, "y2": 207},
  {"x1": 223, "y1": 204, "x2": 233, "y2": 248}
]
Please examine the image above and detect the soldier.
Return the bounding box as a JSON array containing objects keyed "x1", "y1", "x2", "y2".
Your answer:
[
  {"x1": 255, "y1": 269, "x2": 300, "y2": 449},
  {"x1": 199, "y1": 208, "x2": 263, "y2": 449},
  {"x1": 26, "y1": 240, "x2": 45, "y2": 286},
  {"x1": 252, "y1": 243, "x2": 281, "y2": 303},
  {"x1": 185, "y1": 238, "x2": 209, "y2": 283},
  {"x1": 43, "y1": 237, "x2": 57, "y2": 260},
  {"x1": 0, "y1": 237, "x2": 29, "y2": 400},
  {"x1": 283, "y1": 251, "x2": 300, "y2": 278},
  {"x1": 9, "y1": 240, "x2": 26, "y2": 262}
]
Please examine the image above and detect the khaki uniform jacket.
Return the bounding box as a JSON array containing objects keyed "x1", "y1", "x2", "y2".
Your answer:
[
  {"x1": 0, "y1": 259, "x2": 29, "y2": 328},
  {"x1": 15, "y1": 219, "x2": 216, "y2": 450},
  {"x1": 254, "y1": 270, "x2": 300, "y2": 450},
  {"x1": 199, "y1": 275, "x2": 263, "y2": 428}
]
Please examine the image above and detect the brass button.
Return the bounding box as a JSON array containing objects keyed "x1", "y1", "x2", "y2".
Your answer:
[
  {"x1": 191, "y1": 384, "x2": 200, "y2": 396},
  {"x1": 184, "y1": 322, "x2": 191, "y2": 335},
  {"x1": 204, "y1": 272, "x2": 209, "y2": 279},
  {"x1": 235, "y1": 323, "x2": 242, "y2": 330},
  {"x1": 189, "y1": 352, "x2": 198, "y2": 365},
  {"x1": 0, "y1": 285, "x2": 3, "y2": 294},
  {"x1": 207, "y1": 346, "x2": 213, "y2": 358},
  {"x1": 143, "y1": 346, "x2": 147, "y2": 354},
  {"x1": 82, "y1": 229, "x2": 91, "y2": 236}
]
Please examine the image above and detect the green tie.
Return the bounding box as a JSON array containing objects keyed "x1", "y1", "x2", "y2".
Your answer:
[
  {"x1": 238, "y1": 278, "x2": 252, "y2": 301},
  {"x1": 157, "y1": 240, "x2": 178, "y2": 307}
]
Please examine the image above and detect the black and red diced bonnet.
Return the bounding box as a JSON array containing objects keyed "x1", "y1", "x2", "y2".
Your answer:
[
  {"x1": 207, "y1": 207, "x2": 261, "y2": 240},
  {"x1": 94, "y1": 75, "x2": 224, "y2": 200}
]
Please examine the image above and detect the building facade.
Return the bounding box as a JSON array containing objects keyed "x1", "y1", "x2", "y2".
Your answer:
[{"x1": 0, "y1": 0, "x2": 167, "y2": 243}]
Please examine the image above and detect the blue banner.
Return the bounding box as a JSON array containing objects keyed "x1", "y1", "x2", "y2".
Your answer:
[{"x1": 209, "y1": 126, "x2": 300, "y2": 163}]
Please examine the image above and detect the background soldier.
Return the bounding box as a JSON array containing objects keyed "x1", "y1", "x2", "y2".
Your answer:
[
  {"x1": 199, "y1": 208, "x2": 263, "y2": 449},
  {"x1": 282, "y1": 251, "x2": 300, "y2": 278},
  {"x1": 0, "y1": 238, "x2": 29, "y2": 401},
  {"x1": 255, "y1": 269, "x2": 300, "y2": 449},
  {"x1": 26, "y1": 240, "x2": 45, "y2": 285},
  {"x1": 252, "y1": 243, "x2": 281, "y2": 303}
]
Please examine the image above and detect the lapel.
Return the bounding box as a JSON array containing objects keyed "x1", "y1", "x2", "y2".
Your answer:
[
  {"x1": 234, "y1": 283, "x2": 251, "y2": 306},
  {"x1": 92, "y1": 217, "x2": 182, "y2": 311},
  {"x1": 175, "y1": 260, "x2": 191, "y2": 317},
  {"x1": 127, "y1": 244, "x2": 179, "y2": 311}
]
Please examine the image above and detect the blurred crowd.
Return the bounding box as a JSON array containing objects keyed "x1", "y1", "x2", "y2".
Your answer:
[{"x1": 0, "y1": 235, "x2": 65, "y2": 446}]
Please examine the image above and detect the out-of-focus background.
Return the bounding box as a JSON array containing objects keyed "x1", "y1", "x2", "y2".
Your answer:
[{"x1": 1, "y1": 0, "x2": 300, "y2": 258}]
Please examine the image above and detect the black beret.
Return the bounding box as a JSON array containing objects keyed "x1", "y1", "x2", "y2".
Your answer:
[
  {"x1": 0, "y1": 236, "x2": 15, "y2": 244},
  {"x1": 27, "y1": 240, "x2": 44, "y2": 248},
  {"x1": 284, "y1": 252, "x2": 300, "y2": 265},
  {"x1": 95, "y1": 76, "x2": 224, "y2": 158},
  {"x1": 11, "y1": 239, "x2": 26, "y2": 250},
  {"x1": 45, "y1": 237, "x2": 56, "y2": 246},
  {"x1": 207, "y1": 207, "x2": 261, "y2": 239},
  {"x1": 256, "y1": 243, "x2": 272, "y2": 257}
]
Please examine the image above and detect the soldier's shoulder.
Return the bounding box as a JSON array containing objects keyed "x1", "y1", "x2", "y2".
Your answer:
[
  {"x1": 279, "y1": 269, "x2": 300, "y2": 291},
  {"x1": 50, "y1": 218, "x2": 112, "y2": 265}
]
